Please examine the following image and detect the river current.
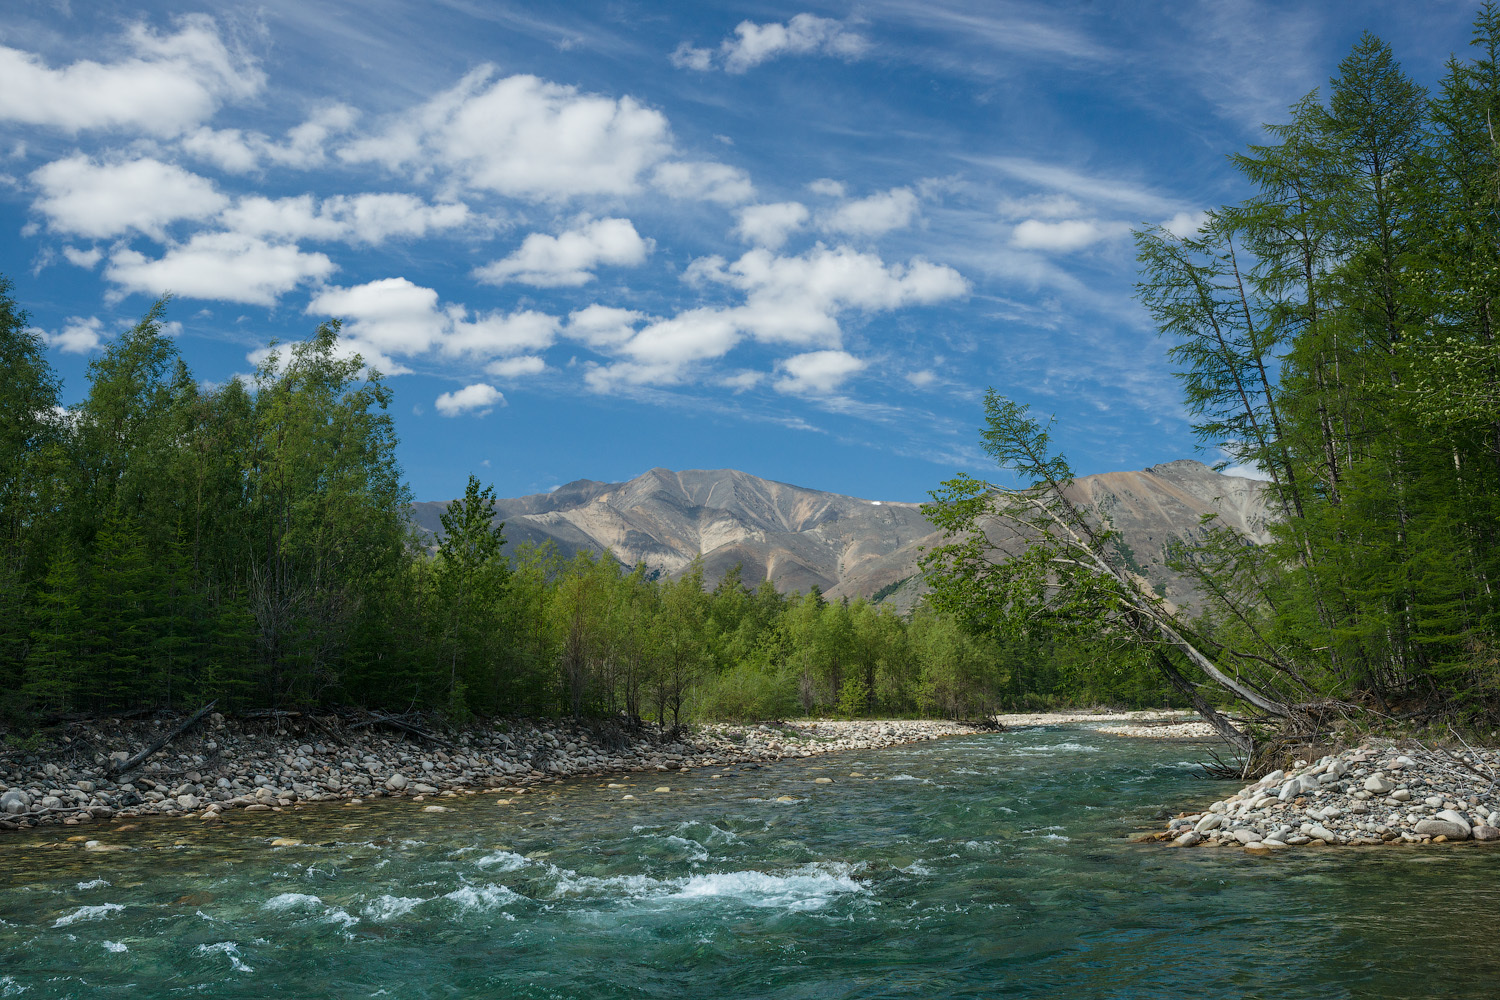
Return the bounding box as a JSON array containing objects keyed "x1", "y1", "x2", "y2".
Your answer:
[{"x1": 1, "y1": 725, "x2": 1496, "y2": 998}]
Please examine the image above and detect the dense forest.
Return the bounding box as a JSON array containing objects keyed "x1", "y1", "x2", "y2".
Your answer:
[
  {"x1": 925, "y1": 8, "x2": 1500, "y2": 741},
  {"x1": 9, "y1": 11, "x2": 1498, "y2": 736},
  {"x1": 0, "y1": 286, "x2": 1169, "y2": 726}
]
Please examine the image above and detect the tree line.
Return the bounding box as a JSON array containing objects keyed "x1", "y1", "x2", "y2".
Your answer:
[
  {"x1": 925, "y1": 7, "x2": 1500, "y2": 742},
  {"x1": 0, "y1": 283, "x2": 1179, "y2": 725}
]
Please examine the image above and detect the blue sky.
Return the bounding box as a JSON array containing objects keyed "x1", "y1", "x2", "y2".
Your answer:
[{"x1": 0, "y1": 1, "x2": 1479, "y2": 502}]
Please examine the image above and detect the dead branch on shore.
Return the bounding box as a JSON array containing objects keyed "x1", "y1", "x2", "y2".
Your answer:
[
  {"x1": 108, "y1": 701, "x2": 217, "y2": 776},
  {"x1": 346, "y1": 711, "x2": 460, "y2": 751}
]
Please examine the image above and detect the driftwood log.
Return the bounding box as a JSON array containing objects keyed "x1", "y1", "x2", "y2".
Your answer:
[{"x1": 108, "y1": 701, "x2": 217, "y2": 776}]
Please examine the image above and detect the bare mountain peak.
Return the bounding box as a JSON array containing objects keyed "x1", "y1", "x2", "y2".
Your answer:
[{"x1": 410, "y1": 463, "x2": 1272, "y2": 610}]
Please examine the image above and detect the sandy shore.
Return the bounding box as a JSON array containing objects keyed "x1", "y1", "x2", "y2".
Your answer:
[{"x1": 0, "y1": 715, "x2": 984, "y2": 831}]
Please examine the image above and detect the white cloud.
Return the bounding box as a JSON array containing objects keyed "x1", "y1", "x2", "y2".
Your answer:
[
  {"x1": 340, "y1": 68, "x2": 673, "y2": 201},
  {"x1": 308, "y1": 277, "x2": 559, "y2": 361},
  {"x1": 446, "y1": 310, "x2": 559, "y2": 358},
  {"x1": 435, "y1": 383, "x2": 504, "y2": 416},
  {"x1": 676, "y1": 14, "x2": 869, "y2": 74},
  {"x1": 474, "y1": 217, "x2": 651, "y2": 287},
  {"x1": 669, "y1": 43, "x2": 716, "y2": 71},
  {"x1": 996, "y1": 193, "x2": 1085, "y2": 220},
  {"x1": 821, "y1": 187, "x2": 918, "y2": 237},
  {"x1": 0, "y1": 15, "x2": 263, "y2": 136},
  {"x1": 774, "y1": 350, "x2": 866, "y2": 394},
  {"x1": 807, "y1": 178, "x2": 846, "y2": 198},
  {"x1": 1011, "y1": 218, "x2": 1130, "y2": 251},
  {"x1": 981, "y1": 157, "x2": 1178, "y2": 216},
  {"x1": 486, "y1": 355, "x2": 547, "y2": 378},
  {"x1": 734, "y1": 202, "x2": 808, "y2": 249},
  {"x1": 1160, "y1": 210, "x2": 1209, "y2": 238},
  {"x1": 583, "y1": 308, "x2": 740, "y2": 391},
  {"x1": 623, "y1": 308, "x2": 741, "y2": 366},
  {"x1": 586, "y1": 245, "x2": 967, "y2": 391},
  {"x1": 308, "y1": 277, "x2": 447, "y2": 355},
  {"x1": 651, "y1": 161, "x2": 755, "y2": 204},
  {"x1": 565, "y1": 304, "x2": 646, "y2": 349},
  {"x1": 692, "y1": 244, "x2": 970, "y2": 346},
  {"x1": 178, "y1": 104, "x2": 359, "y2": 173},
  {"x1": 106, "y1": 233, "x2": 335, "y2": 305},
  {"x1": 31, "y1": 155, "x2": 227, "y2": 239},
  {"x1": 906, "y1": 369, "x2": 936, "y2": 388},
  {"x1": 221, "y1": 193, "x2": 470, "y2": 245},
  {"x1": 720, "y1": 370, "x2": 765, "y2": 392},
  {"x1": 62, "y1": 246, "x2": 101, "y2": 269},
  {"x1": 40, "y1": 316, "x2": 105, "y2": 354}
]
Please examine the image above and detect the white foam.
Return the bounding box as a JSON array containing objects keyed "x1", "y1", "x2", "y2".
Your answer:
[
  {"x1": 262, "y1": 893, "x2": 323, "y2": 912},
  {"x1": 888, "y1": 775, "x2": 933, "y2": 784},
  {"x1": 197, "y1": 942, "x2": 253, "y2": 973},
  {"x1": 322, "y1": 907, "x2": 359, "y2": 930},
  {"x1": 442, "y1": 884, "x2": 522, "y2": 911},
  {"x1": 102, "y1": 941, "x2": 127, "y2": 953},
  {"x1": 362, "y1": 895, "x2": 425, "y2": 922},
  {"x1": 552, "y1": 863, "x2": 866, "y2": 912},
  {"x1": 473, "y1": 851, "x2": 529, "y2": 872},
  {"x1": 659, "y1": 835, "x2": 709, "y2": 862},
  {"x1": 0, "y1": 974, "x2": 28, "y2": 995},
  {"x1": 53, "y1": 903, "x2": 124, "y2": 927},
  {"x1": 75, "y1": 879, "x2": 111, "y2": 890}
]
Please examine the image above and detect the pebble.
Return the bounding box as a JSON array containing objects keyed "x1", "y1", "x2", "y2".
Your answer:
[{"x1": 0, "y1": 717, "x2": 984, "y2": 833}]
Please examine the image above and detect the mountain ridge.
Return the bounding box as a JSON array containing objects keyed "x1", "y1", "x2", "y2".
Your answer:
[{"x1": 409, "y1": 461, "x2": 1273, "y2": 609}]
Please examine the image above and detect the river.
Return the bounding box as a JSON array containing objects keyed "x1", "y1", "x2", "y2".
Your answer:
[{"x1": 1, "y1": 725, "x2": 1496, "y2": 998}]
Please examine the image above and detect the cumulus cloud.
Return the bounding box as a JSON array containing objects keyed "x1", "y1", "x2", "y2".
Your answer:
[
  {"x1": 774, "y1": 349, "x2": 865, "y2": 394},
  {"x1": 106, "y1": 233, "x2": 335, "y2": 305},
  {"x1": 307, "y1": 277, "x2": 559, "y2": 361},
  {"x1": 565, "y1": 305, "x2": 646, "y2": 349},
  {"x1": 445, "y1": 310, "x2": 559, "y2": 358},
  {"x1": 178, "y1": 104, "x2": 359, "y2": 173},
  {"x1": 673, "y1": 14, "x2": 869, "y2": 74},
  {"x1": 39, "y1": 316, "x2": 106, "y2": 354},
  {"x1": 651, "y1": 161, "x2": 754, "y2": 204},
  {"x1": 485, "y1": 355, "x2": 547, "y2": 378},
  {"x1": 734, "y1": 202, "x2": 808, "y2": 249},
  {"x1": 690, "y1": 244, "x2": 970, "y2": 346},
  {"x1": 62, "y1": 246, "x2": 102, "y2": 269},
  {"x1": 221, "y1": 193, "x2": 470, "y2": 245},
  {"x1": 308, "y1": 277, "x2": 448, "y2": 355},
  {"x1": 821, "y1": 187, "x2": 919, "y2": 237},
  {"x1": 586, "y1": 245, "x2": 967, "y2": 390},
  {"x1": 0, "y1": 15, "x2": 263, "y2": 136},
  {"x1": 807, "y1": 178, "x2": 846, "y2": 198},
  {"x1": 474, "y1": 217, "x2": 651, "y2": 287},
  {"x1": 1010, "y1": 218, "x2": 1130, "y2": 251},
  {"x1": 435, "y1": 383, "x2": 504, "y2": 416},
  {"x1": 906, "y1": 369, "x2": 937, "y2": 388},
  {"x1": 1160, "y1": 210, "x2": 1209, "y2": 238},
  {"x1": 31, "y1": 155, "x2": 227, "y2": 239},
  {"x1": 340, "y1": 68, "x2": 673, "y2": 201}
]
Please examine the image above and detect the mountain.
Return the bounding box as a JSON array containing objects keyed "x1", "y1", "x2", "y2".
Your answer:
[{"x1": 409, "y1": 461, "x2": 1273, "y2": 610}]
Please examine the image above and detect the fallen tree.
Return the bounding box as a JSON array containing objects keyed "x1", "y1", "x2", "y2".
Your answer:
[{"x1": 921, "y1": 392, "x2": 1313, "y2": 762}]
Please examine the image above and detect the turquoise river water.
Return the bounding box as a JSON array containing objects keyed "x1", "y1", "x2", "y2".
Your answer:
[{"x1": 1, "y1": 725, "x2": 1497, "y2": 998}]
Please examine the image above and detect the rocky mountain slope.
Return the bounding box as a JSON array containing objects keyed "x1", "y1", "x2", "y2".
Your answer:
[{"x1": 410, "y1": 461, "x2": 1273, "y2": 609}]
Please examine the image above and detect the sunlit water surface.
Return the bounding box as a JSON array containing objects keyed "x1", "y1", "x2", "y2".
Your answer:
[{"x1": 2, "y1": 727, "x2": 1497, "y2": 998}]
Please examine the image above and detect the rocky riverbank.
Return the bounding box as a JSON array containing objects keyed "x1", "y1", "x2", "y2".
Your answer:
[
  {"x1": 1143, "y1": 742, "x2": 1500, "y2": 852},
  {"x1": 0, "y1": 714, "x2": 983, "y2": 831}
]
